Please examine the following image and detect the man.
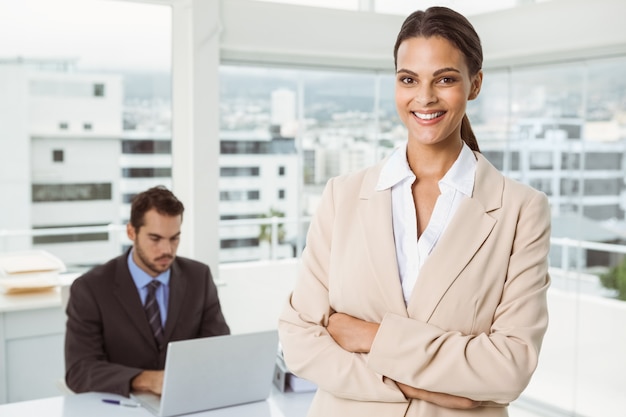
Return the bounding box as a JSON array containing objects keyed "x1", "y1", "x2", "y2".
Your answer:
[{"x1": 65, "y1": 186, "x2": 230, "y2": 396}]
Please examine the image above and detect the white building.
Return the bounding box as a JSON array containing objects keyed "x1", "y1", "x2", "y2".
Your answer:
[
  {"x1": 219, "y1": 129, "x2": 299, "y2": 262},
  {"x1": 481, "y1": 117, "x2": 626, "y2": 221},
  {"x1": 0, "y1": 60, "x2": 122, "y2": 266}
]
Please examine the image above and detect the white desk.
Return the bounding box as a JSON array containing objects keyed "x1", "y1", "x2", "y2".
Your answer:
[
  {"x1": 0, "y1": 274, "x2": 78, "y2": 404},
  {"x1": 0, "y1": 387, "x2": 314, "y2": 417}
]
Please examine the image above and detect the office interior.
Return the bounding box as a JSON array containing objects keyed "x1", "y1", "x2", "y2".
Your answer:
[{"x1": 1, "y1": 0, "x2": 626, "y2": 416}]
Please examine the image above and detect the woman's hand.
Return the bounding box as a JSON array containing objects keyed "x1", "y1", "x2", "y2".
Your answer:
[
  {"x1": 327, "y1": 312, "x2": 379, "y2": 353},
  {"x1": 327, "y1": 313, "x2": 482, "y2": 410},
  {"x1": 396, "y1": 381, "x2": 482, "y2": 409}
]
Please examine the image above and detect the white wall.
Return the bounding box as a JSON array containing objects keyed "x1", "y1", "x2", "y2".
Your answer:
[
  {"x1": 217, "y1": 259, "x2": 298, "y2": 334},
  {"x1": 219, "y1": 0, "x2": 626, "y2": 71}
]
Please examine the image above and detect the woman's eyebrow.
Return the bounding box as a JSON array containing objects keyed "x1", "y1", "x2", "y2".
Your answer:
[
  {"x1": 396, "y1": 67, "x2": 461, "y2": 77},
  {"x1": 433, "y1": 67, "x2": 461, "y2": 76}
]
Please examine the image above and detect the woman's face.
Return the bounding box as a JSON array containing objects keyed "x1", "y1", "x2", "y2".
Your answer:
[{"x1": 395, "y1": 36, "x2": 482, "y2": 148}]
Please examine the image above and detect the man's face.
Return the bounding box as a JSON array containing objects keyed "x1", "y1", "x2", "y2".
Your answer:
[{"x1": 127, "y1": 208, "x2": 182, "y2": 277}]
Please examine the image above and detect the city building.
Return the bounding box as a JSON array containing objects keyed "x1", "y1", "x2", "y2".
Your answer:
[{"x1": 0, "y1": 59, "x2": 122, "y2": 266}]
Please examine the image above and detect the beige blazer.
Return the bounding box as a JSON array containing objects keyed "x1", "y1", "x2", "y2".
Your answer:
[{"x1": 278, "y1": 152, "x2": 551, "y2": 417}]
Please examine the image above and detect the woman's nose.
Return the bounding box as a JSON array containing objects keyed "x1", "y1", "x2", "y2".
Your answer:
[{"x1": 413, "y1": 84, "x2": 436, "y2": 105}]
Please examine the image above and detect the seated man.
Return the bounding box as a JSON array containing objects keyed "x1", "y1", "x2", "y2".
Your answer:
[{"x1": 65, "y1": 186, "x2": 230, "y2": 396}]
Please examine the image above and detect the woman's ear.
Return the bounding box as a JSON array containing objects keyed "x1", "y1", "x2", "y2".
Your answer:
[{"x1": 468, "y1": 70, "x2": 483, "y2": 100}]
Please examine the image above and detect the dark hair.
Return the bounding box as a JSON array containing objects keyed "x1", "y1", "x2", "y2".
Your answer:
[
  {"x1": 394, "y1": 7, "x2": 483, "y2": 152},
  {"x1": 130, "y1": 185, "x2": 184, "y2": 231}
]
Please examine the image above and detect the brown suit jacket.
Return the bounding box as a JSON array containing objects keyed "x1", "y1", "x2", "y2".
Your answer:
[
  {"x1": 278, "y1": 152, "x2": 551, "y2": 416},
  {"x1": 65, "y1": 249, "x2": 230, "y2": 396}
]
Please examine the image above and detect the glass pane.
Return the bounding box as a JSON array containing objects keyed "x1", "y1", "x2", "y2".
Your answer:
[
  {"x1": 0, "y1": 0, "x2": 171, "y2": 269},
  {"x1": 219, "y1": 65, "x2": 389, "y2": 262},
  {"x1": 498, "y1": 59, "x2": 626, "y2": 416},
  {"x1": 469, "y1": 70, "x2": 513, "y2": 173},
  {"x1": 219, "y1": 66, "x2": 300, "y2": 262}
]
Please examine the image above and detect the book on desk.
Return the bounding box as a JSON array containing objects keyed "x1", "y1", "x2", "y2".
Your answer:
[{"x1": 0, "y1": 250, "x2": 65, "y2": 294}]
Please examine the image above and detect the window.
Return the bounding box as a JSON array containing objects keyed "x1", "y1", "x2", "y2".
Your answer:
[
  {"x1": 561, "y1": 153, "x2": 580, "y2": 170},
  {"x1": 278, "y1": 189, "x2": 285, "y2": 199},
  {"x1": 220, "y1": 167, "x2": 260, "y2": 177},
  {"x1": 93, "y1": 83, "x2": 105, "y2": 97},
  {"x1": 220, "y1": 190, "x2": 261, "y2": 201},
  {"x1": 33, "y1": 223, "x2": 109, "y2": 244},
  {"x1": 586, "y1": 152, "x2": 621, "y2": 170},
  {"x1": 83, "y1": 122, "x2": 92, "y2": 130},
  {"x1": 52, "y1": 149, "x2": 64, "y2": 162},
  {"x1": 278, "y1": 166, "x2": 285, "y2": 176},
  {"x1": 583, "y1": 178, "x2": 623, "y2": 196},
  {"x1": 59, "y1": 122, "x2": 69, "y2": 130},
  {"x1": 560, "y1": 178, "x2": 580, "y2": 196},
  {"x1": 220, "y1": 238, "x2": 259, "y2": 249},
  {"x1": 122, "y1": 168, "x2": 171, "y2": 178},
  {"x1": 529, "y1": 152, "x2": 553, "y2": 169},
  {"x1": 220, "y1": 214, "x2": 262, "y2": 220},
  {"x1": 122, "y1": 193, "x2": 137, "y2": 204},
  {"x1": 529, "y1": 178, "x2": 553, "y2": 196},
  {"x1": 32, "y1": 183, "x2": 112, "y2": 202},
  {"x1": 122, "y1": 140, "x2": 171, "y2": 154}
]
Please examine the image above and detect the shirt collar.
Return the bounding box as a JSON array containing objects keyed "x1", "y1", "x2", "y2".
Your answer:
[
  {"x1": 439, "y1": 142, "x2": 476, "y2": 197},
  {"x1": 376, "y1": 140, "x2": 476, "y2": 197},
  {"x1": 376, "y1": 141, "x2": 413, "y2": 191},
  {"x1": 127, "y1": 248, "x2": 171, "y2": 289}
]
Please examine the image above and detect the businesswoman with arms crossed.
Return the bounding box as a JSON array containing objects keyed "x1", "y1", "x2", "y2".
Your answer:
[{"x1": 278, "y1": 6, "x2": 551, "y2": 417}]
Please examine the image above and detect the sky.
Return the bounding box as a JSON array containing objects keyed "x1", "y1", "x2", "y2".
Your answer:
[{"x1": 0, "y1": 0, "x2": 171, "y2": 72}]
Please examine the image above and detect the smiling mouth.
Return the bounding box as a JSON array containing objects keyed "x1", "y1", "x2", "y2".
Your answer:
[{"x1": 412, "y1": 111, "x2": 445, "y2": 120}]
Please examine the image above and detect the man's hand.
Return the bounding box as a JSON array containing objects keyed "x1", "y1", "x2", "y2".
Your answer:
[
  {"x1": 326, "y1": 312, "x2": 379, "y2": 353},
  {"x1": 396, "y1": 382, "x2": 482, "y2": 409},
  {"x1": 131, "y1": 370, "x2": 164, "y2": 395}
]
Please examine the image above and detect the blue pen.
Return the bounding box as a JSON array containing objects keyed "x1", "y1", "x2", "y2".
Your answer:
[{"x1": 102, "y1": 398, "x2": 141, "y2": 407}]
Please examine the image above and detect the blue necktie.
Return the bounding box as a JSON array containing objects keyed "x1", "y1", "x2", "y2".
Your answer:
[{"x1": 145, "y1": 280, "x2": 164, "y2": 350}]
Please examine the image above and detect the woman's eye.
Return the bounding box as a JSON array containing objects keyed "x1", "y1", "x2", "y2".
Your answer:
[{"x1": 400, "y1": 77, "x2": 414, "y2": 84}]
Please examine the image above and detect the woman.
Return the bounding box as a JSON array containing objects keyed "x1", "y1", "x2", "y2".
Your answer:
[{"x1": 278, "y1": 6, "x2": 550, "y2": 417}]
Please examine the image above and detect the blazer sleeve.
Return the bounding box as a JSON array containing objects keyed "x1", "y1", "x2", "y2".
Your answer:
[
  {"x1": 368, "y1": 190, "x2": 551, "y2": 404},
  {"x1": 278, "y1": 177, "x2": 407, "y2": 403},
  {"x1": 65, "y1": 277, "x2": 143, "y2": 397}
]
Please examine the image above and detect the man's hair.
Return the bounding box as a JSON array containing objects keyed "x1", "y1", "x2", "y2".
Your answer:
[{"x1": 129, "y1": 185, "x2": 184, "y2": 231}]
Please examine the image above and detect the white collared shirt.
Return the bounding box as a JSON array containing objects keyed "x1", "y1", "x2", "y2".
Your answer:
[{"x1": 376, "y1": 142, "x2": 476, "y2": 304}]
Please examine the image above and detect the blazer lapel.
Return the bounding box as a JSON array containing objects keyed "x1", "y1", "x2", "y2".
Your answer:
[
  {"x1": 358, "y1": 163, "x2": 408, "y2": 317},
  {"x1": 163, "y1": 261, "x2": 186, "y2": 341},
  {"x1": 113, "y1": 254, "x2": 157, "y2": 348},
  {"x1": 408, "y1": 153, "x2": 504, "y2": 322}
]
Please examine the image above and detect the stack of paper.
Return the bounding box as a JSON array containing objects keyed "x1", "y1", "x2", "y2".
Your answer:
[{"x1": 0, "y1": 250, "x2": 66, "y2": 294}]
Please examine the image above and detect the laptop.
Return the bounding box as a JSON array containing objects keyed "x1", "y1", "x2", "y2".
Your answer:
[{"x1": 131, "y1": 330, "x2": 279, "y2": 417}]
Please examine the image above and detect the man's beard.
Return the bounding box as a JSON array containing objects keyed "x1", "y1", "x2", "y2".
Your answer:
[{"x1": 135, "y1": 244, "x2": 173, "y2": 275}]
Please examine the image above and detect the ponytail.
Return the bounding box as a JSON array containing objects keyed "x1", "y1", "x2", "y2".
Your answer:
[{"x1": 460, "y1": 114, "x2": 480, "y2": 152}]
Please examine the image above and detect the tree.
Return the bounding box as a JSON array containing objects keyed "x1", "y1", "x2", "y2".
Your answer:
[
  {"x1": 600, "y1": 256, "x2": 626, "y2": 301},
  {"x1": 258, "y1": 208, "x2": 286, "y2": 243}
]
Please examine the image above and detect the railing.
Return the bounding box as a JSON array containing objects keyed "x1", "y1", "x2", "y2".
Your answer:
[
  {"x1": 0, "y1": 217, "x2": 311, "y2": 269},
  {"x1": 1, "y1": 224, "x2": 625, "y2": 416},
  {"x1": 2, "y1": 221, "x2": 624, "y2": 299}
]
